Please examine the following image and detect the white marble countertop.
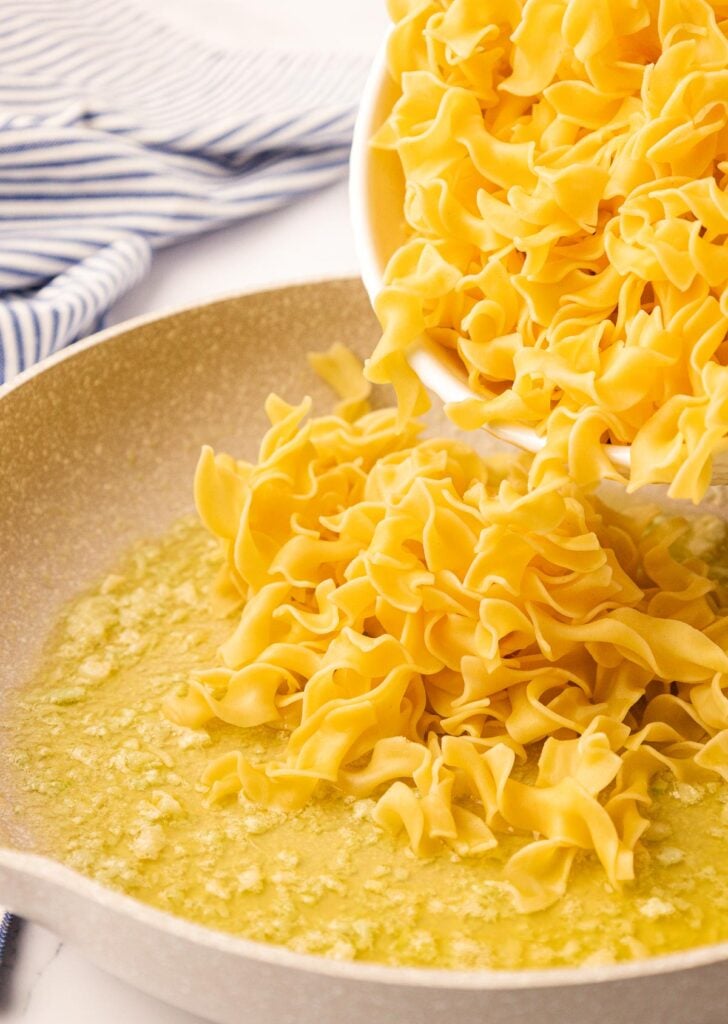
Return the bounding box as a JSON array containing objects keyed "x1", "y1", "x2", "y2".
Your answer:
[{"x1": 2, "y1": 0, "x2": 387, "y2": 1020}]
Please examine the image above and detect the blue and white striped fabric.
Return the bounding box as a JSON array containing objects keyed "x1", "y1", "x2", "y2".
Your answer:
[
  {"x1": 0, "y1": 912, "x2": 17, "y2": 966},
  {"x1": 0, "y1": 0, "x2": 369, "y2": 384}
]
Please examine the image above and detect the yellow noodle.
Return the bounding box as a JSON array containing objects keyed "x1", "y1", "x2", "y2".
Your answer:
[
  {"x1": 166, "y1": 349, "x2": 728, "y2": 912},
  {"x1": 368, "y1": 0, "x2": 728, "y2": 502}
]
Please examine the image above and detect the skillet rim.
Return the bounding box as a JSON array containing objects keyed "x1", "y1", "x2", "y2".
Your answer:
[{"x1": 3, "y1": 278, "x2": 728, "y2": 991}]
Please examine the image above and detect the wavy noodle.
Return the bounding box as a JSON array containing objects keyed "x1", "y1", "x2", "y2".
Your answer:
[
  {"x1": 367, "y1": 0, "x2": 728, "y2": 502},
  {"x1": 165, "y1": 347, "x2": 728, "y2": 911}
]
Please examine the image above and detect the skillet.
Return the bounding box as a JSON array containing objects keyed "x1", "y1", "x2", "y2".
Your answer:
[{"x1": 1, "y1": 278, "x2": 728, "y2": 1024}]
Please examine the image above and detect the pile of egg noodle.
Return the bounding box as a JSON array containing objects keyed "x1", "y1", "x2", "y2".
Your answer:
[
  {"x1": 167, "y1": 0, "x2": 728, "y2": 911},
  {"x1": 166, "y1": 345, "x2": 728, "y2": 912},
  {"x1": 367, "y1": 0, "x2": 728, "y2": 502}
]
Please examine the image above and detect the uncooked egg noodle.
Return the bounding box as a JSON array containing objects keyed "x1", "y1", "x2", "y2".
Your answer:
[
  {"x1": 165, "y1": 344, "x2": 728, "y2": 912},
  {"x1": 366, "y1": 0, "x2": 728, "y2": 502}
]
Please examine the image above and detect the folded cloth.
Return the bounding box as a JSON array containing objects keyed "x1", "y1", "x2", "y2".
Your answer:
[
  {"x1": 0, "y1": 912, "x2": 17, "y2": 966},
  {"x1": 0, "y1": 0, "x2": 370, "y2": 384}
]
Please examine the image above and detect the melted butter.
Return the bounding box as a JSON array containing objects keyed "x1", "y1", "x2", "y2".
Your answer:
[{"x1": 8, "y1": 516, "x2": 728, "y2": 970}]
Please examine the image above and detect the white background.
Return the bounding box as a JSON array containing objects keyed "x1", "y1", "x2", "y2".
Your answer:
[{"x1": 2, "y1": 1, "x2": 388, "y2": 1021}]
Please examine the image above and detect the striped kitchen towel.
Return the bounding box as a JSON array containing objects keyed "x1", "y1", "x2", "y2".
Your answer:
[
  {"x1": 0, "y1": 912, "x2": 18, "y2": 967},
  {"x1": 0, "y1": 0, "x2": 370, "y2": 384}
]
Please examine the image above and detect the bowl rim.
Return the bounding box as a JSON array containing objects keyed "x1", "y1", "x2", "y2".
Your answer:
[
  {"x1": 348, "y1": 37, "x2": 390, "y2": 304},
  {"x1": 3, "y1": 282, "x2": 728, "y2": 989}
]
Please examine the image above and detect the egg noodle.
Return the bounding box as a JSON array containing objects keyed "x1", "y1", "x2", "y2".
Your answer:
[
  {"x1": 367, "y1": 0, "x2": 728, "y2": 502},
  {"x1": 167, "y1": 0, "x2": 728, "y2": 912},
  {"x1": 165, "y1": 344, "x2": 728, "y2": 911}
]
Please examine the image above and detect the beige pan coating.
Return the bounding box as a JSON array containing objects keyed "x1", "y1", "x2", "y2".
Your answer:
[{"x1": 2, "y1": 279, "x2": 728, "y2": 1024}]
